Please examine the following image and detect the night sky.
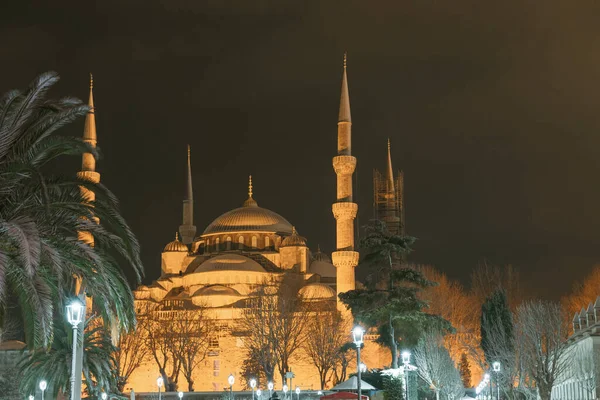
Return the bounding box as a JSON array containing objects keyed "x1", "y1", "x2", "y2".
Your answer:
[{"x1": 3, "y1": 0, "x2": 600, "y2": 300}]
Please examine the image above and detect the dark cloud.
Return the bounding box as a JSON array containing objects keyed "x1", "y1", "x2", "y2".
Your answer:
[{"x1": 2, "y1": 0, "x2": 600, "y2": 299}]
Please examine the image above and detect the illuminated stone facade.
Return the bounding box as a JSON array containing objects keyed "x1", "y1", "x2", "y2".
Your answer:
[{"x1": 125, "y1": 58, "x2": 391, "y2": 392}]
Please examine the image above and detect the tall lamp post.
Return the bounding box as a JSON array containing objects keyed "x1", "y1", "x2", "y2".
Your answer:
[
  {"x1": 229, "y1": 374, "x2": 235, "y2": 400},
  {"x1": 101, "y1": 393, "x2": 107, "y2": 400},
  {"x1": 283, "y1": 384, "x2": 288, "y2": 400},
  {"x1": 401, "y1": 352, "x2": 411, "y2": 400},
  {"x1": 352, "y1": 326, "x2": 365, "y2": 400},
  {"x1": 29, "y1": 396, "x2": 34, "y2": 400},
  {"x1": 66, "y1": 299, "x2": 84, "y2": 400},
  {"x1": 268, "y1": 382, "x2": 274, "y2": 399},
  {"x1": 492, "y1": 362, "x2": 501, "y2": 400},
  {"x1": 178, "y1": 392, "x2": 184, "y2": 399},
  {"x1": 484, "y1": 374, "x2": 490, "y2": 400},
  {"x1": 250, "y1": 379, "x2": 257, "y2": 400},
  {"x1": 295, "y1": 386, "x2": 300, "y2": 400},
  {"x1": 257, "y1": 389, "x2": 262, "y2": 400},
  {"x1": 157, "y1": 376, "x2": 164, "y2": 400},
  {"x1": 39, "y1": 380, "x2": 47, "y2": 400}
]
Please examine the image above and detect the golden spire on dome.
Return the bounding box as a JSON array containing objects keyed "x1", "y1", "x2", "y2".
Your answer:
[
  {"x1": 243, "y1": 175, "x2": 258, "y2": 207},
  {"x1": 338, "y1": 52, "x2": 351, "y2": 123},
  {"x1": 90, "y1": 73, "x2": 93, "y2": 89},
  {"x1": 175, "y1": 232, "x2": 180, "y2": 241}
]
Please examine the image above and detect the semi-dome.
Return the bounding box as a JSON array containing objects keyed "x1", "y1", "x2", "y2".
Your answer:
[
  {"x1": 164, "y1": 232, "x2": 188, "y2": 252},
  {"x1": 309, "y1": 260, "x2": 336, "y2": 278},
  {"x1": 203, "y1": 183, "x2": 293, "y2": 235},
  {"x1": 194, "y1": 254, "x2": 266, "y2": 273},
  {"x1": 194, "y1": 285, "x2": 241, "y2": 297},
  {"x1": 299, "y1": 283, "x2": 336, "y2": 301}
]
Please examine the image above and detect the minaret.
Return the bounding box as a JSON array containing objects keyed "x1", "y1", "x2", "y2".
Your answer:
[
  {"x1": 373, "y1": 139, "x2": 404, "y2": 236},
  {"x1": 332, "y1": 53, "x2": 359, "y2": 310},
  {"x1": 179, "y1": 145, "x2": 196, "y2": 244},
  {"x1": 77, "y1": 73, "x2": 100, "y2": 246}
]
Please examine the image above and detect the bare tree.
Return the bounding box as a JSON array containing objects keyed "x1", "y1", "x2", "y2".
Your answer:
[
  {"x1": 241, "y1": 273, "x2": 311, "y2": 385},
  {"x1": 171, "y1": 308, "x2": 210, "y2": 391},
  {"x1": 515, "y1": 300, "x2": 572, "y2": 400},
  {"x1": 302, "y1": 305, "x2": 350, "y2": 389},
  {"x1": 471, "y1": 262, "x2": 524, "y2": 310},
  {"x1": 114, "y1": 318, "x2": 149, "y2": 392},
  {"x1": 413, "y1": 329, "x2": 462, "y2": 400},
  {"x1": 143, "y1": 305, "x2": 182, "y2": 392}
]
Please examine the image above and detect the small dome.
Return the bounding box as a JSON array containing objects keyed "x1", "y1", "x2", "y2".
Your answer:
[
  {"x1": 299, "y1": 283, "x2": 336, "y2": 301},
  {"x1": 312, "y1": 245, "x2": 331, "y2": 262},
  {"x1": 164, "y1": 233, "x2": 188, "y2": 252},
  {"x1": 281, "y1": 227, "x2": 307, "y2": 247}
]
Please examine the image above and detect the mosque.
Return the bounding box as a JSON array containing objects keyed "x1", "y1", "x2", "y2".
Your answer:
[{"x1": 79, "y1": 56, "x2": 404, "y2": 392}]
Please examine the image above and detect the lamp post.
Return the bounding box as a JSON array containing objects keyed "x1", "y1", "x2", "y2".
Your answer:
[
  {"x1": 157, "y1": 376, "x2": 164, "y2": 400},
  {"x1": 229, "y1": 374, "x2": 235, "y2": 400},
  {"x1": 39, "y1": 380, "x2": 47, "y2": 400},
  {"x1": 401, "y1": 351, "x2": 411, "y2": 400},
  {"x1": 29, "y1": 396, "x2": 34, "y2": 400},
  {"x1": 250, "y1": 379, "x2": 257, "y2": 400},
  {"x1": 178, "y1": 392, "x2": 184, "y2": 399},
  {"x1": 352, "y1": 326, "x2": 364, "y2": 400},
  {"x1": 101, "y1": 393, "x2": 107, "y2": 400},
  {"x1": 66, "y1": 299, "x2": 84, "y2": 400},
  {"x1": 268, "y1": 382, "x2": 274, "y2": 399},
  {"x1": 295, "y1": 387, "x2": 300, "y2": 400},
  {"x1": 492, "y1": 362, "x2": 501, "y2": 400},
  {"x1": 484, "y1": 374, "x2": 490, "y2": 400},
  {"x1": 257, "y1": 389, "x2": 262, "y2": 400},
  {"x1": 283, "y1": 384, "x2": 288, "y2": 400}
]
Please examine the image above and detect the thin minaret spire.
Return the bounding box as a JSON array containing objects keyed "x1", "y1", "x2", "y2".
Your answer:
[
  {"x1": 332, "y1": 54, "x2": 359, "y2": 312},
  {"x1": 386, "y1": 138, "x2": 395, "y2": 193},
  {"x1": 179, "y1": 145, "x2": 196, "y2": 244}
]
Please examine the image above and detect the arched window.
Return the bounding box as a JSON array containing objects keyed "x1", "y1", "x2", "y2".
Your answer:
[
  {"x1": 215, "y1": 237, "x2": 220, "y2": 251},
  {"x1": 206, "y1": 239, "x2": 210, "y2": 252},
  {"x1": 238, "y1": 236, "x2": 244, "y2": 249},
  {"x1": 252, "y1": 236, "x2": 258, "y2": 248},
  {"x1": 226, "y1": 236, "x2": 232, "y2": 250},
  {"x1": 265, "y1": 236, "x2": 270, "y2": 248}
]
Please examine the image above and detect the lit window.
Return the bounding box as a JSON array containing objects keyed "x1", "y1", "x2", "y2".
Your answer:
[
  {"x1": 210, "y1": 337, "x2": 219, "y2": 348},
  {"x1": 215, "y1": 237, "x2": 220, "y2": 251},
  {"x1": 252, "y1": 236, "x2": 258, "y2": 248},
  {"x1": 238, "y1": 236, "x2": 244, "y2": 249},
  {"x1": 265, "y1": 236, "x2": 270, "y2": 248},
  {"x1": 226, "y1": 236, "x2": 232, "y2": 250}
]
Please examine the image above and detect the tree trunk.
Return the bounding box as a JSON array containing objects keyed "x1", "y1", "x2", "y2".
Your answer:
[
  {"x1": 188, "y1": 379, "x2": 194, "y2": 392},
  {"x1": 389, "y1": 315, "x2": 398, "y2": 368}
]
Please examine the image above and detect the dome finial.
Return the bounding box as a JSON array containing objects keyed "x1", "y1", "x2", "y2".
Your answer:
[
  {"x1": 249, "y1": 175, "x2": 253, "y2": 198},
  {"x1": 175, "y1": 232, "x2": 179, "y2": 241},
  {"x1": 90, "y1": 73, "x2": 93, "y2": 89},
  {"x1": 343, "y1": 52, "x2": 347, "y2": 69},
  {"x1": 243, "y1": 175, "x2": 258, "y2": 207}
]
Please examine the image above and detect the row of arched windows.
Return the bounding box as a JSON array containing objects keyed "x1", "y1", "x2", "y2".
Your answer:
[{"x1": 202, "y1": 235, "x2": 272, "y2": 252}]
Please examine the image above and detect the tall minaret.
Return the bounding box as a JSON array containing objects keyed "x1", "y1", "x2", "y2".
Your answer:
[
  {"x1": 179, "y1": 145, "x2": 196, "y2": 244},
  {"x1": 332, "y1": 54, "x2": 359, "y2": 310},
  {"x1": 77, "y1": 73, "x2": 100, "y2": 246},
  {"x1": 373, "y1": 139, "x2": 404, "y2": 236}
]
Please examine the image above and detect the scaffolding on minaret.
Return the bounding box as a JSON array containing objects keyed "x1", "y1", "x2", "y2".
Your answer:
[{"x1": 373, "y1": 139, "x2": 405, "y2": 236}]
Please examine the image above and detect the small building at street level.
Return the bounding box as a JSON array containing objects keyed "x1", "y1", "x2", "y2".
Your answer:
[{"x1": 88, "y1": 56, "x2": 402, "y2": 391}]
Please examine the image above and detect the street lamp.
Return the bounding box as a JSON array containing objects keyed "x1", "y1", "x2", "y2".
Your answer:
[
  {"x1": 352, "y1": 326, "x2": 364, "y2": 400},
  {"x1": 250, "y1": 378, "x2": 257, "y2": 400},
  {"x1": 492, "y1": 362, "x2": 501, "y2": 400},
  {"x1": 39, "y1": 380, "x2": 47, "y2": 400},
  {"x1": 295, "y1": 387, "x2": 300, "y2": 400},
  {"x1": 178, "y1": 392, "x2": 184, "y2": 399},
  {"x1": 268, "y1": 382, "x2": 274, "y2": 399},
  {"x1": 484, "y1": 374, "x2": 490, "y2": 400},
  {"x1": 257, "y1": 389, "x2": 262, "y2": 400},
  {"x1": 229, "y1": 374, "x2": 235, "y2": 400},
  {"x1": 401, "y1": 351, "x2": 411, "y2": 400},
  {"x1": 66, "y1": 299, "x2": 84, "y2": 400},
  {"x1": 29, "y1": 396, "x2": 34, "y2": 400},
  {"x1": 101, "y1": 393, "x2": 107, "y2": 400},
  {"x1": 157, "y1": 376, "x2": 164, "y2": 400},
  {"x1": 283, "y1": 384, "x2": 288, "y2": 400}
]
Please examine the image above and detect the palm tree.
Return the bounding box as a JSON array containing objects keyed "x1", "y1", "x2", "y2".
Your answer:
[
  {"x1": 19, "y1": 316, "x2": 117, "y2": 398},
  {"x1": 0, "y1": 72, "x2": 143, "y2": 348}
]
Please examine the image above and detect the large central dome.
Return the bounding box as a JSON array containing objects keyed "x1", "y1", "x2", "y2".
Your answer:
[
  {"x1": 203, "y1": 205, "x2": 293, "y2": 235},
  {"x1": 203, "y1": 178, "x2": 293, "y2": 236}
]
